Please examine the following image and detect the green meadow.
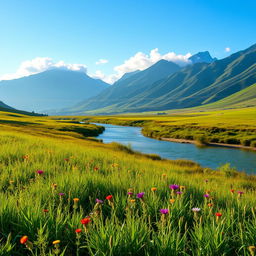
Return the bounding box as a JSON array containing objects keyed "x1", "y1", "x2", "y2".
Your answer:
[{"x1": 0, "y1": 109, "x2": 256, "y2": 255}]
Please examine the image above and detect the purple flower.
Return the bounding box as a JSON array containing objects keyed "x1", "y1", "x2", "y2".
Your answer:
[
  {"x1": 203, "y1": 194, "x2": 210, "y2": 198},
  {"x1": 37, "y1": 170, "x2": 44, "y2": 175},
  {"x1": 59, "y1": 193, "x2": 65, "y2": 196},
  {"x1": 192, "y1": 207, "x2": 201, "y2": 212},
  {"x1": 160, "y1": 208, "x2": 169, "y2": 214},
  {"x1": 96, "y1": 198, "x2": 103, "y2": 204},
  {"x1": 176, "y1": 191, "x2": 183, "y2": 195},
  {"x1": 169, "y1": 184, "x2": 179, "y2": 190},
  {"x1": 237, "y1": 191, "x2": 244, "y2": 195},
  {"x1": 136, "y1": 192, "x2": 145, "y2": 199},
  {"x1": 127, "y1": 192, "x2": 133, "y2": 195}
]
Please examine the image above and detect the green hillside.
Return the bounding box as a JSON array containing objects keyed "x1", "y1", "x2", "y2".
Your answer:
[
  {"x1": 66, "y1": 44, "x2": 256, "y2": 115},
  {"x1": 198, "y1": 83, "x2": 256, "y2": 109}
]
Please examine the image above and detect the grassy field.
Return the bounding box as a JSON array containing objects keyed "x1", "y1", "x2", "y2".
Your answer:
[
  {"x1": 78, "y1": 107, "x2": 256, "y2": 148},
  {"x1": 0, "y1": 110, "x2": 256, "y2": 255}
]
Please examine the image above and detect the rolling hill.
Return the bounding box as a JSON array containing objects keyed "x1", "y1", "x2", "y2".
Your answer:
[
  {"x1": 0, "y1": 69, "x2": 109, "y2": 112},
  {"x1": 65, "y1": 43, "x2": 256, "y2": 115}
]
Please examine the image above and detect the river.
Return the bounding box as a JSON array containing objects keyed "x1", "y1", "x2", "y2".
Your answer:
[{"x1": 94, "y1": 123, "x2": 256, "y2": 174}]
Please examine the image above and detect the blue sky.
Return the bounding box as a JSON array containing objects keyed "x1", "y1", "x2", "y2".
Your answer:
[{"x1": 0, "y1": 0, "x2": 255, "y2": 83}]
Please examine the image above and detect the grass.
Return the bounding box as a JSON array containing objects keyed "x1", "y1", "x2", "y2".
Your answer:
[{"x1": 0, "y1": 110, "x2": 256, "y2": 255}]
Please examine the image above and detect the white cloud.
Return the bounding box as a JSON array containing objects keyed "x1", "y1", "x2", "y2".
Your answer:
[
  {"x1": 95, "y1": 59, "x2": 109, "y2": 65},
  {"x1": 0, "y1": 57, "x2": 87, "y2": 80},
  {"x1": 225, "y1": 47, "x2": 231, "y2": 52},
  {"x1": 92, "y1": 48, "x2": 192, "y2": 84}
]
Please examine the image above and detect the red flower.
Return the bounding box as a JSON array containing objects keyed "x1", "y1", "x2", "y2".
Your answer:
[
  {"x1": 215, "y1": 212, "x2": 222, "y2": 217},
  {"x1": 43, "y1": 209, "x2": 49, "y2": 213},
  {"x1": 75, "y1": 228, "x2": 82, "y2": 233},
  {"x1": 106, "y1": 195, "x2": 113, "y2": 200},
  {"x1": 230, "y1": 189, "x2": 235, "y2": 193},
  {"x1": 80, "y1": 218, "x2": 91, "y2": 225},
  {"x1": 20, "y1": 236, "x2": 28, "y2": 244}
]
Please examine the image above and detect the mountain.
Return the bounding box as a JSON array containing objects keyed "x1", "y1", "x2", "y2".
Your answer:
[
  {"x1": 64, "y1": 59, "x2": 181, "y2": 114},
  {"x1": 0, "y1": 69, "x2": 109, "y2": 112},
  {"x1": 195, "y1": 83, "x2": 256, "y2": 110},
  {"x1": 65, "y1": 43, "x2": 256, "y2": 115},
  {"x1": 189, "y1": 51, "x2": 217, "y2": 64},
  {"x1": 0, "y1": 100, "x2": 13, "y2": 110}
]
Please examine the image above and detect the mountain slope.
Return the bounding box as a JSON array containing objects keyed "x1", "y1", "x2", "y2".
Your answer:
[
  {"x1": 66, "y1": 60, "x2": 181, "y2": 114},
  {"x1": 196, "y1": 83, "x2": 256, "y2": 110},
  {"x1": 69, "y1": 43, "x2": 256, "y2": 114},
  {"x1": 0, "y1": 69, "x2": 109, "y2": 112}
]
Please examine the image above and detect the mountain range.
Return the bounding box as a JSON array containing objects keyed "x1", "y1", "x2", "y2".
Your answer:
[
  {"x1": 62, "y1": 43, "x2": 256, "y2": 114},
  {"x1": 0, "y1": 69, "x2": 109, "y2": 112},
  {"x1": 0, "y1": 44, "x2": 255, "y2": 115}
]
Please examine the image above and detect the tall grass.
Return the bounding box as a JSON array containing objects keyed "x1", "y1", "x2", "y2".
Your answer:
[{"x1": 0, "y1": 128, "x2": 256, "y2": 255}]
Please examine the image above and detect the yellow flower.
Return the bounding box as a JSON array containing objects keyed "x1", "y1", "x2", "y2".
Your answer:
[
  {"x1": 162, "y1": 173, "x2": 167, "y2": 177},
  {"x1": 151, "y1": 187, "x2": 157, "y2": 192},
  {"x1": 170, "y1": 199, "x2": 175, "y2": 204},
  {"x1": 130, "y1": 199, "x2": 136, "y2": 203},
  {"x1": 52, "y1": 240, "x2": 60, "y2": 245},
  {"x1": 180, "y1": 186, "x2": 186, "y2": 190},
  {"x1": 73, "y1": 198, "x2": 79, "y2": 202}
]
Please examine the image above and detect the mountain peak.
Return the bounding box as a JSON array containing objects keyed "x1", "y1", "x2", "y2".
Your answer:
[{"x1": 189, "y1": 51, "x2": 217, "y2": 64}]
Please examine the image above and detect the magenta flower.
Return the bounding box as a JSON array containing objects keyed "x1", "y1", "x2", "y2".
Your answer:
[
  {"x1": 160, "y1": 209, "x2": 169, "y2": 214},
  {"x1": 59, "y1": 193, "x2": 65, "y2": 196},
  {"x1": 169, "y1": 184, "x2": 179, "y2": 190},
  {"x1": 96, "y1": 198, "x2": 103, "y2": 204},
  {"x1": 203, "y1": 194, "x2": 210, "y2": 198},
  {"x1": 136, "y1": 192, "x2": 145, "y2": 199},
  {"x1": 176, "y1": 191, "x2": 183, "y2": 195},
  {"x1": 127, "y1": 192, "x2": 133, "y2": 195},
  {"x1": 37, "y1": 170, "x2": 44, "y2": 175},
  {"x1": 237, "y1": 191, "x2": 244, "y2": 195}
]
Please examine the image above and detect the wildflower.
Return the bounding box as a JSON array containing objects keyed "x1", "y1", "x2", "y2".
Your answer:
[
  {"x1": 81, "y1": 218, "x2": 91, "y2": 232},
  {"x1": 130, "y1": 199, "x2": 136, "y2": 203},
  {"x1": 59, "y1": 193, "x2": 65, "y2": 196},
  {"x1": 208, "y1": 203, "x2": 213, "y2": 207},
  {"x1": 64, "y1": 158, "x2": 69, "y2": 162},
  {"x1": 94, "y1": 167, "x2": 99, "y2": 171},
  {"x1": 169, "y1": 184, "x2": 179, "y2": 190},
  {"x1": 52, "y1": 240, "x2": 60, "y2": 245},
  {"x1": 75, "y1": 229, "x2": 82, "y2": 233},
  {"x1": 204, "y1": 179, "x2": 209, "y2": 183},
  {"x1": 20, "y1": 236, "x2": 28, "y2": 244},
  {"x1": 9, "y1": 180, "x2": 15, "y2": 184},
  {"x1": 128, "y1": 188, "x2": 133, "y2": 192},
  {"x1": 203, "y1": 194, "x2": 210, "y2": 198},
  {"x1": 215, "y1": 212, "x2": 222, "y2": 222},
  {"x1": 169, "y1": 199, "x2": 175, "y2": 204},
  {"x1": 192, "y1": 207, "x2": 201, "y2": 219},
  {"x1": 237, "y1": 191, "x2": 244, "y2": 198},
  {"x1": 37, "y1": 170, "x2": 44, "y2": 175},
  {"x1": 248, "y1": 246, "x2": 256, "y2": 256},
  {"x1": 96, "y1": 198, "x2": 103, "y2": 204},
  {"x1": 73, "y1": 198, "x2": 79, "y2": 210},
  {"x1": 127, "y1": 192, "x2": 133, "y2": 196},
  {"x1": 151, "y1": 187, "x2": 157, "y2": 192},
  {"x1": 160, "y1": 209, "x2": 169, "y2": 214},
  {"x1": 52, "y1": 183, "x2": 57, "y2": 190},
  {"x1": 162, "y1": 173, "x2": 167, "y2": 177},
  {"x1": 176, "y1": 191, "x2": 183, "y2": 195},
  {"x1": 73, "y1": 198, "x2": 79, "y2": 202},
  {"x1": 180, "y1": 186, "x2": 186, "y2": 190},
  {"x1": 136, "y1": 192, "x2": 145, "y2": 199},
  {"x1": 20, "y1": 236, "x2": 33, "y2": 250},
  {"x1": 81, "y1": 218, "x2": 91, "y2": 225},
  {"x1": 23, "y1": 155, "x2": 29, "y2": 160},
  {"x1": 43, "y1": 209, "x2": 49, "y2": 213},
  {"x1": 106, "y1": 195, "x2": 113, "y2": 200},
  {"x1": 230, "y1": 189, "x2": 235, "y2": 194}
]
